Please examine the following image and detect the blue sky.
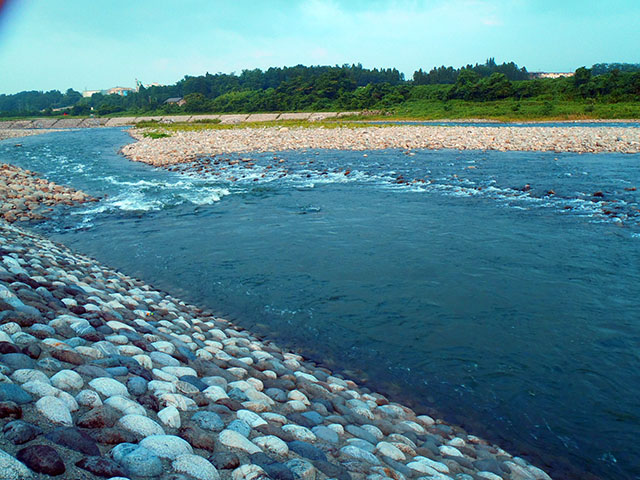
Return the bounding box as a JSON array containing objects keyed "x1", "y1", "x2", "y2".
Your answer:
[{"x1": 0, "y1": 0, "x2": 638, "y2": 94}]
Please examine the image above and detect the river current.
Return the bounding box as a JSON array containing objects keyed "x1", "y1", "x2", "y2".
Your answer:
[{"x1": 2, "y1": 128, "x2": 639, "y2": 480}]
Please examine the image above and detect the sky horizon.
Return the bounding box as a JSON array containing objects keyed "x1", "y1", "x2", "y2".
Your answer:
[{"x1": 0, "y1": 0, "x2": 639, "y2": 95}]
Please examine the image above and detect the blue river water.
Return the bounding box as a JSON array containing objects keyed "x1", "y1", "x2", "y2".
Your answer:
[{"x1": 2, "y1": 128, "x2": 640, "y2": 480}]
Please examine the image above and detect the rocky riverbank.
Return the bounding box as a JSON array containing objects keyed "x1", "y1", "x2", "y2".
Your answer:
[
  {"x1": 0, "y1": 163, "x2": 96, "y2": 223},
  {"x1": 121, "y1": 125, "x2": 640, "y2": 166},
  {"x1": 0, "y1": 219, "x2": 553, "y2": 480}
]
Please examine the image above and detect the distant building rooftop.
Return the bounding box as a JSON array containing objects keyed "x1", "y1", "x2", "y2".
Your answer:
[
  {"x1": 529, "y1": 72, "x2": 575, "y2": 79},
  {"x1": 164, "y1": 97, "x2": 186, "y2": 106}
]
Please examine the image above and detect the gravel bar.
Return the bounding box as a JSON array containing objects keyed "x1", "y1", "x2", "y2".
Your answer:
[{"x1": 122, "y1": 125, "x2": 640, "y2": 166}]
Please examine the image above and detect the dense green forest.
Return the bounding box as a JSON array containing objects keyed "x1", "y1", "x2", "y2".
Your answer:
[{"x1": 1, "y1": 60, "x2": 639, "y2": 119}]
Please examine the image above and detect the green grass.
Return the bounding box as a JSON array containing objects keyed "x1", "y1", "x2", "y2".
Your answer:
[
  {"x1": 141, "y1": 131, "x2": 171, "y2": 139},
  {"x1": 384, "y1": 99, "x2": 640, "y2": 121}
]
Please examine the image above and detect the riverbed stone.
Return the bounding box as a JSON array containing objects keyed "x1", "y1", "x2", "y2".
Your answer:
[
  {"x1": 118, "y1": 413, "x2": 165, "y2": 438},
  {"x1": 35, "y1": 396, "x2": 72, "y2": 425},
  {"x1": 220, "y1": 429, "x2": 262, "y2": 454},
  {"x1": 173, "y1": 454, "x2": 221, "y2": 480},
  {"x1": 89, "y1": 377, "x2": 129, "y2": 397},
  {"x1": 158, "y1": 405, "x2": 181, "y2": 428},
  {"x1": 139, "y1": 434, "x2": 194, "y2": 459}
]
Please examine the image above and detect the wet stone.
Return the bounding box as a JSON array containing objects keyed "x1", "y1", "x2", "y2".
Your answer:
[
  {"x1": 3, "y1": 420, "x2": 41, "y2": 444},
  {"x1": 46, "y1": 426, "x2": 101, "y2": 456},
  {"x1": 17, "y1": 444, "x2": 66, "y2": 476}
]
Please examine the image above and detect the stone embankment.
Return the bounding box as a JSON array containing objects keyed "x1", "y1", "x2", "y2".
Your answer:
[
  {"x1": 0, "y1": 164, "x2": 96, "y2": 223},
  {"x1": 0, "y1": 219, "x2": 553, "y2": 480},
  {"x1": 122, "y1": 126, "x2": 640, "y2": 166},
  {"x1": 0, "y1": 129, "x2": 59, "y2": 142},
  {"x1": 0, "y1": 112, "x2": 361, "y2": 131}
]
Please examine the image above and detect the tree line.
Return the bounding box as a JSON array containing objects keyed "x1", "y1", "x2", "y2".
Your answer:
[{"x1": 1, "y1": 60, "x2": 639, "y2": 117}]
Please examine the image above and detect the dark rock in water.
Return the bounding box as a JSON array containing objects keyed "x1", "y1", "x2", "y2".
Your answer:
[
  {"x1": 46, "y1": 426, "x2": 101, "y2": 456},
  {"x1": 0, "y1": 352, "x2": 36, "y2": 370},
  {"x1": 76, "y1": 456, "x2": 125, "y2": 477},
  {"x1": 0, "y1": 401, "x2": 22, "y2": 419},
  {"x1": 17, "y1": 444, "x2": 66, "y2": 476},
  {"x1": 313, "y1": 460, "x2": 351, "y2": 480},
  {"x1": 209, "y1": 452, "x2": 240, "y2": 470},
  {"x1": 21, "y1": 343, "x2": 41, "y2": 359},
  {"x1": 263, "y1": 463, "x2": 296, "y2": 480},
  {"x1": 77, "y1": 406, "x2": 120, "y2": 429},
  {"x1": 0, "y1": 383, "x2": 33, "y2": 404},
  {"x1": 3, "y1": 420, "x2": 41, "y2": 444},
  {"x1": 288, "y1": 441, "x2": 327, "y2": 462},
  {"x1": 51, "y1": 348, "x2": 85, "y2": 365},
  {"x1": 178, "y1": 424, "x2": 216, "y2": 451},
  {"x1": 0, "y1": 342, "x2": 21, "y2": 354}
]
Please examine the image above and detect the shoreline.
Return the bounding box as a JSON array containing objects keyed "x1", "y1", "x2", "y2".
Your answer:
[
  {"x1": 121, "y1": 125, "x2": 640, "y2": 167},
  {"x1": 0, "y1": 219, "x2": 555, "y2": 480}
]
